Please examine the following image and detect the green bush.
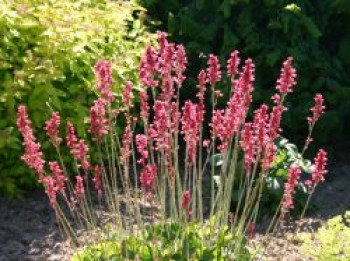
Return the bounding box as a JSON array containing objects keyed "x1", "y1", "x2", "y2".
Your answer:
[
  {"x1": 300, "y1": 211, "x2": 350, "y2": 260},
  {"x1": 0, "y1": 0, "x2": 155, "y2": 197},
  {"x1": 140, "y1": 0, "x2": 350, "y2": 146},
  {"x1": 72, "y1": 221, "x2": 253, "y2": 260}
]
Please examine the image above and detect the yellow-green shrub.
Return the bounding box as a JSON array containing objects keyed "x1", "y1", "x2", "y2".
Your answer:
[
  {"x1": 301, "y1": 212, "x2": 350, "y2": 260},
  {"x1": 0, "y1": 0, "x2": 155, "y2": 197}
]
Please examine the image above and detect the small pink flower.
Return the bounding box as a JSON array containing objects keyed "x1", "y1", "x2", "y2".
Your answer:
[
  {"x1": 196, "y1": 70, "x2": 207, "y2": 104},
  {"x1": 150, "y1": 101, "x2": 170, "y2": 151},
  {"x1": 49, "y1": 161, "x2": 67, "y2": 192},
  {"x1": 140, "y1": 90, "x2": 149, "y2": 121},
  {"x1": 207, "y1": 54, "x2": 221, "y2": 85},
  {"x1": 43, "y1": 177, "x2": 57, "y2": 207},
  {"x1": 253, "y1": 104, "x2": 269, "y2": 153},
  {"x1": 268, "y1": 94, "x2": 286, "y2": 141},
  {"x1": 122, "y1": 81, "x2": 133, "y2": 108},
  {"x1": 75, "y1": 175, "x2": 85, "y2": 199},
  {"x1": 307, "y1": 94, "x2": 325, "y2": 127},
  {"x1": 95, "y1": 60, "x2": 114, "y2": 102},
  {"x1": 181, "y1": 101, "x2": 200, "y2": 164},
  {"x1": 92, "y1": 165, "x2": 102, "y2": 200},
  {"x1": 44, "y1": 112, "x2": 61, "y2": 146},
  {"x1": 240, "y1": 123, "x2": 255, "y2": 174},
  {"x1": 174, "y1": 44, "x2": 187, "y2": 85},
  {"x1": 282, "y1": 166, "x2": 302, "y2": 210},
  {"x1": 227, "y1": 50, "x2": 240, "y2": 78},
  {"x1": 72, "y1": 139, "x2": 91, "y2": 171},
  {"x1": 135, "y1": 134, "x2": 148, "y2": 165},
  {"x1": 89, "y1": 98, "x2": 108, "y2": 143},
  {"x1": 66, "y1": 121, "x2": 78, "y2": 150},
  {"x1": 203, "y1": 139, "x2": 210, "y2": 148},
  {"x1": 17, "y1": 105, "x2": 45, "y2": 181},
  {"x1": 182, "y1": 190, "x2": 192, "y2": 216},
  {"x1": 305, "y1": 149, "x2": 328, "y2": 188},
  {"x1": 121, "y1": 117, "x2": 132, "y2": 164},
  {"x1": 276, "y1": 57, "x2": 297, "y2": 94},
  {"x1": 140, "y1": 164, "x2": 157, "y2": 195}
]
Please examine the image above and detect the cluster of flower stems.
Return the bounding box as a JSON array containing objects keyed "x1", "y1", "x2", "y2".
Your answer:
[{"x1": 17, "y1": 33, "x2": 327, "y2": 256}]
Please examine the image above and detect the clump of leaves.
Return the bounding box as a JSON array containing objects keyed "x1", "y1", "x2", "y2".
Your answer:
[
  {"x1": 300, "y1": 211, "x2": 350, "y2": 260},
  {"x1": 0, "y1": 0, "x2": 155, "y2": 197},
  {"x1": 72, "y1": 220, "x2": 253, "y2": 260}
]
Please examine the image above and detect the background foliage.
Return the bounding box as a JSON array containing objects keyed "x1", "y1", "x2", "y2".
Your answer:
[
  {"x1": 0, "y1": 0, "x2": 154, "y2": 197},
  {"x1": 140, "y1": 0, "x2": 350, "y2": 148}
]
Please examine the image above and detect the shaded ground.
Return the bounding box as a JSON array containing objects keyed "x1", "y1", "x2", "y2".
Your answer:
[{"x1": 0, "y1": 151, "x2": 349, "y2": 260}]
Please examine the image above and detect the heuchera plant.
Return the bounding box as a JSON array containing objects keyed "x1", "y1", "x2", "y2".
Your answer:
[{"x1": 17, "y1": 33, "x2": 328, "y2": 258}]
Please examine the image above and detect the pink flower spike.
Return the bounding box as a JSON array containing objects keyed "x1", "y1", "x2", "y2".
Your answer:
[
  {"x1": 75, "y1": 175, "x2": 85, "y2": 199},
  {"x1": 276, "y1": 57, "x2": 297, "y2": 94},
  {"x1": 140, "y1": 164, "x2": 157, "y2": 195},
  {"x1": 135, "y1": 134, "x2": 148, "y2": 165},
  {"x1": 43, "y1": 177, "x2": 57, "y2": 207},
  {"x1": 207, "y1": 54, "x2": 222, "y2": 85},
  {"x1": 311, "y1": 149, "x2": 328, "y2": 185},
  {"x1": 307, "y1": 94, "x2": 325, "y2": 127},
  {"x1": 227, "y1": 50, "x2": 240, "y2": 78},
  {"x1": 240, "y1": 123, "x2": 255, "y2": 174},
  {"x1": 140, "y1": 90, "x2": 149, "y2": 121},
  {"x1": 181, "y1": 101, "x2": 200, "y2": 164},
  {"x1": 95, "y1": 59, "x2": 114, "y2": 102},
  {"x1": 122, "y1": 81, "x2": 133, "y2": 108},
  {"x1": 282, "y1": 166, "x2": 302, "y2": 210},
  {"x1": 17, "y1": 105, "x2": 45, "y2": 181},
  {"x1": 44, "y1": 112, "x2": 61, "y2": 146},
  {"x1": 89, "y1": 98, "x2": 108, "y2": 143},
  {"x1": 49, "y1": 161, "x2": 67, "y2": 192},
  {"x1": 72, "y1": 139, "x2": 91, "y2": 171},
  {"x1": 174, "y1": 44, "x2": 187, "y2": 85},
  {"x1": 182, "y1": 190, "x2": 192, "y2": 216},
  {"x1": 92, "y1": 165, "x2": 102, "y2": 200},
  {"x1": 66, "y1": 121, "x2": 78, "y2": 150}
]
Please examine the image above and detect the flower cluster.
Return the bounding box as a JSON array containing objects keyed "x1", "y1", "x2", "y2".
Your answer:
[
  {"x1": 92, "y1": 165, "x2": 102, "y2": 200},
  {"x1": 72, "y1": 140, "x2": 91, "y2": 171},
  {"x1": 282, "y1": 166, "x2": 302, "y2": 210},
  {"x1": 17, "y1": 106, "x2": 45, "y2": 181},
  {"x1": 227, "y1": 50, "x2": 240, "y2": 78},
  {"x1": 49, "y1": 161, "x2": 67, "y2": 192},
  {"x1": 211, "y1": 58, "x2": 255, "y2": 151},
  {"x1": 308, "y1": 94, "x2": 325, "y2": 127},
  {"x1": 122, "y1": 81, "x2": 133, "y2": 108},
  {"x1": 135, "y1": 134, "x2": 148, "y2": 165},
  {"x1": 75, "y1": 175, "x2": 85, "y2": 199},
  {"x1": 305, "y1": 149, "x2": 328, "y2": 189},
  {"x1": 276, "y1": 57, "x2": 297, "y2": 94},
  {"x1": 182, "y1": 190, "x2": 192, "y2": 216},
  {"x1": 43, "y1": 177, "x2": 57, "y2": 207},
  {"x1": 89, "y1": 98, "x2": 108, "y2": 143},
  {"x1": 44, "y1": 112, "x2": 62, "y2": 146},
  {"x1": 181, "y1": 101, "x2": 200, "y2": 164},
  {"x1": 95, "y1": 60, "x2": 114, "y2": 102},
  {"x1": 207, "y1": 54, "x2": 221, "y2": 86},
  {"x1": 140, "y1": 164, "x2": 157, "y2": 195}
]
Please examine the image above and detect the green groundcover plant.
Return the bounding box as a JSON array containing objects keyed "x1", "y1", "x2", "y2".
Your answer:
[
  {"x1": 0, "y1": 0, "x2": 155, "y2": 197},
  {"x1": 17, "y1": 34, "x2": 328, "y2": 259},
  {"x1": 300, "y1": 211, "x2": 350, "y2": 260}
]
